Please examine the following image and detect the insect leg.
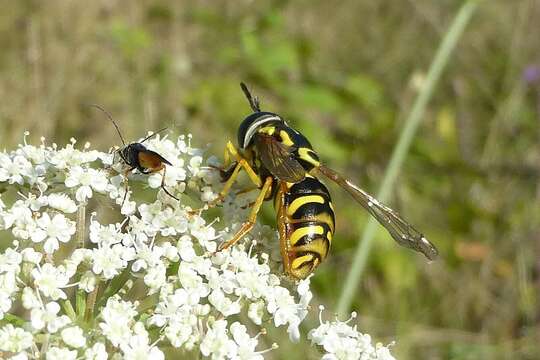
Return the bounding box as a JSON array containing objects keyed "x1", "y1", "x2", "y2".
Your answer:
[
  {"x1": 276, "y1": 183, "x2": 292, "y2": 276},
  {"x1": 117, "y1": 149, "x2": 128, "y2": 164},
  {"x1": 159, "y1": 166, "x2": 179, "y2": 201},
  {"x1": 225, "y1": 141, "x2": 262, "y2": 187},
  {"x1": 218, "y1": 176, "x2": 273, "y2": 251},
  {"x1": 121, "y1": 167, "x2": 135, "y2": 208},
  {"x1": 195, "y1": 142, "x2": 262, "y2": 213},
  {"x1": 209, "y1": 141, "x2": 262, "y2": 203}
]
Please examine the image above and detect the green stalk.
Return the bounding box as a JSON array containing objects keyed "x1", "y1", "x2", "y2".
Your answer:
[
  {"x1": 337, "y1": 0, "x2": 479, "y2": 316},
  {"x1": 77, "y1": 202, "x2": 86, "y2": 248}
]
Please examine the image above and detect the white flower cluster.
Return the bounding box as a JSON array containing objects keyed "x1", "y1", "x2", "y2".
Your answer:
[
  {"x1": 0, "y1": 132, "x2": 396, "y2": 359},
  {"x1": 309, "y1": 306, "x2": 396, "y2": 360}
]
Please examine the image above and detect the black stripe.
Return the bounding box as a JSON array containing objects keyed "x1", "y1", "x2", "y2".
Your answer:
[
  {"x1": 308, "y1": 151, "x2": 319, "y2": 162},
  {"x1": 289, "y1": 177, "x2": 330, "y2": 196},
  {"x1": 297, "y1": 158, "x2": 316, "y2": 171}
]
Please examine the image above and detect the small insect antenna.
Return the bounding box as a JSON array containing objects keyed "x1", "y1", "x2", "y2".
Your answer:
[
  {"x1": 140, "y1": 127, "x2": 168, "y2": 143},
  {"x1": 240, "y1": 82, "x2": 261, "y2": 112},
  {"x1": 89, "y1": 104, "x2": 126, "y2": 146}
]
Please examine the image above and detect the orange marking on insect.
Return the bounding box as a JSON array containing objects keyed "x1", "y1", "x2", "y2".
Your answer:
[{"x1": 138, "y1": 151, "x2": 165, "y2": 171}]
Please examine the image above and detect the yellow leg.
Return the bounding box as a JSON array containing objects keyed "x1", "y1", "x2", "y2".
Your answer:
[
  {"x1": 192, "y1": 141, "x2": 262, "y2": 214},
  {"x1": 225, "y1": 141, "x2": 262, "y2": 186},
  {"x1": 217, "y1": 141, "x2": 262, "y2": 199},
  {"x1": 223, "y1": 143, "x2": 231, "y2": 167},
  {"x1": 218, "y1": 176, "x2": 273, "y2": 251}
]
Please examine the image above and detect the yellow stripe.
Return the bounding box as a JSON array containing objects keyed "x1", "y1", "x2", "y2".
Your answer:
[
  {"x1": 293, "y1": 237, "x2": 329, "y2": 258},
  {"x1": 298, "y1": 148, "x2": 320, "y2": 166},
  {"x1": 316, "y1": 213, "x2": 335, "y2": 233},
  {"x1": 291, "y1": 254, "x2": 313, "y2": 270},
  {"x1": 258, "y1": 126, "x2": 275, "y2": 136},
  {"x1": 287, "y1": 195, "x2": 325, "y2": 216},
  {"x1": 289, "y1": 225, "x2": 324, "y2": 246},
  {"x1": 279, "y1": 130, "x2": 294, "y2": 146}
]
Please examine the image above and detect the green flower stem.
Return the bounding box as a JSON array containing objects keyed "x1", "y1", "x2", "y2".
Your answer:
[
  {"x1": 85, "y1": 282, "x2": 100, "y2": 322},
  {"x1": 77, "y1": 202, "x2": 86, "y2": 248},
  {"x1": 76, "y1": 289, "x2": 87, "y2": 320},
  {"x1": 337, "y1": 0, "x2": 479, "y2": 316}
]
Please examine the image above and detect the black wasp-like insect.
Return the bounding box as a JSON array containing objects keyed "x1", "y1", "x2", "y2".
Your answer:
[
  {"x1": 91, "y1": 105, "x2": 179, "y2": 204},
  {"x1": 207, "y1": 84, "x2": 438, "y2": 280}
]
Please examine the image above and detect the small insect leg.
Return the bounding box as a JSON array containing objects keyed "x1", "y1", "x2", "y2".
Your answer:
[
  {"x1": 160, "y1": 167, "x2": 179, "y2": 201},
  {"x1": 120, "y1": 168, "x2": 135, "y2": 208}
]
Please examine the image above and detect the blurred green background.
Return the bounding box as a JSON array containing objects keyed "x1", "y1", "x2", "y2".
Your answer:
[{"x1": 1, "y1": 0, "x2": 539, "y2": 359}]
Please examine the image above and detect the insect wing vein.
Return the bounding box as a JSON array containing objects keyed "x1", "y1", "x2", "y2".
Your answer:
[
  {"x1": 254, "y1": 134, "x2": 306, "y2": 183},
  {"x1": 317, "y1": 165, "x2": 438, "y2": 260}
]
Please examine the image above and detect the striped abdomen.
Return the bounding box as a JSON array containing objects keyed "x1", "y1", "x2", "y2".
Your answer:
[{"x1": 275, "y1": 176, "x2": 335, "y2": 280}]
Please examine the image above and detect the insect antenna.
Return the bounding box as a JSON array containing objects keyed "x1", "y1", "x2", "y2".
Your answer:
[
  {"x1": 140, "y1": 127, "x2": 168, "y2": 143},
  {"x1": 240, "y1": 82, "x2": 261, "y2": 112},
  {"x1": 90, "y1": 104, "x2": 126, "y2": 146}
]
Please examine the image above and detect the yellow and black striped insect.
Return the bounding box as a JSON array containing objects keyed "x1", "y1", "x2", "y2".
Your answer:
[
  {"x1": 92, "y1": 105, "x2": 179, "y2": 203},
  {"x1": 212, "y1": 84, "x2": 438, "y2": 280}
]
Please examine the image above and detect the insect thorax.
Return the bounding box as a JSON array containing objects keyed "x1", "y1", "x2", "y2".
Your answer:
[
  {"x1": 256, "y1": 123, "x2": 321, "y2": 172},
  {"x1": 119, "y1": 143, "x2": 146, "y2": 168}
]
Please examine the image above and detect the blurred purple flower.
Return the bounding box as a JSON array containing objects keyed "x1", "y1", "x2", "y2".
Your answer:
[{"x1": 523, "y1": 65, "x2": 540, "y2": 85}]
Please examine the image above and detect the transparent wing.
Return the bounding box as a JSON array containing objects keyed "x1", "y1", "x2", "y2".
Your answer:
[
  {"x1": 317, "y1": 164, "x2": 438, "y2": 260},
  {"x1": 254, "y1": 134, "x2": 306, "y2": 183}
]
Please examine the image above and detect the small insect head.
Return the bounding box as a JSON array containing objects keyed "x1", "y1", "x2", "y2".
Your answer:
[{"x1": 237, "y1": 82, "x2": 284, "y2": 149}]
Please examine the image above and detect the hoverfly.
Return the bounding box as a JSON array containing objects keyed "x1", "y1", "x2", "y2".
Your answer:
[
  {"x1": 210, "y1": 84, "x2": 437, "y2": 280},
  {"x1": 91, "y1": 105, "x2": 179, "y2": 204}
]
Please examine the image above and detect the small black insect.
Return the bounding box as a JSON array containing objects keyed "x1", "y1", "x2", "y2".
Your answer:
[{"x1": 91, "y1": 105, "x2": 179, "y2": 204}]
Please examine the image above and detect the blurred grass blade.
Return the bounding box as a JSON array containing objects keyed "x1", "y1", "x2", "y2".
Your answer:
[{"x1": 337, "y1": 0, "x2": 479, "y2": 316}]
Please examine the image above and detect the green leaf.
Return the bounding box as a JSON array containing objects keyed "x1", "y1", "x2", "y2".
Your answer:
[
  {"x1": 62, "y1": 299, "x2": 77, "y2": 321},
  {"x1": 96, "y1": 267, "x2": 131, "y2": 309}
]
